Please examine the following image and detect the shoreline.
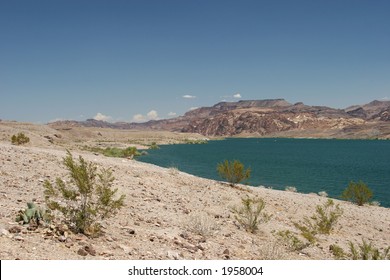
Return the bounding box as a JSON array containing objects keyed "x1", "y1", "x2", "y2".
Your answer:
[{"x1": 1, "y1": 121, "x2": 389, "y2": 260}]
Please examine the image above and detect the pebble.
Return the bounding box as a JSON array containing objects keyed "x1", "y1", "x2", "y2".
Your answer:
[
  {"x1": 14, "y1": 235, "x2": 24, "y2": 241},
  {"x1": 8, "y1": 226, "x2": 22, "y2": 234},
  {"x1": 84, "y1": 245, "x2": 97, "y2": 256},
  {"x1": 77, "y1": 248, "x2": 88, "y2": 256}
]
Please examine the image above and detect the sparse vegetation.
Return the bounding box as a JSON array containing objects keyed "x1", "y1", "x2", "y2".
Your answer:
[
  {"x1": 44, "y1": 151, "x2": 125, "y2": 237},
  {"x1": 149, "y1": 142, "x2": 160, "y2": 149},
  {"x1": 329, "y1": 244, "x2": 346, "y2": 259},
  {"x1": 294, "y1": 199, "x2": 343, "y2": 243},
  {"x1": 16, "y1": 202, "x2": 51, "y2": 225},
  {"x1": 185, "y1": 212, "x2": 218, "y2": 237},
  {"x1": 231, "y1": 196, "x2": 271, "y2": 233},
  {"x1": 217, "y1": 159, "x2": 251, "y2": 187},
  {"x1": 349, "y1": 239, "x2": 390, "y2": 260},
  {"x1": 342, "y1": 180, "x2": 373, "y2": 206},
  {"x1": 11, "y1": 132, "x2": 30, "y2": 145},
  {"x1": 83, "y1": 146, "x2": 142, "y2": 158},
  {"x1": 275, "y1": 230, "x2": 307, "y2": 251},
  {"x1": 183, "y1": 139, "x2": 208, "y2": 144},
  {"x1": 168, "y1": 166, "x2": 180, "y2": 176}
]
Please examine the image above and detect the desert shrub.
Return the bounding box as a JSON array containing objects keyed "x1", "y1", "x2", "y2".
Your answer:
[
  {"x1": 293, "y1": 221, "x2": 317, "y2": 244},
  {"x1": 275, "y1": 230, "x2": 307, "y2": 251},
  {"x1": 217, "y1": 160, "x2": 251, "y2": 187},
  {"x1": 313, "y1": 199, "x2": 343, "y2": 234},
  {"x1": 349, "y1": 240, "x2": 390, "y2": 260},
  {"x1": 11, "y1": 132, "x2": 30, "y2": 145},
  {"x1": 168, "y1": 166, "x2": 179, "y2": 176},
  {"x1": 342, "y1": 180, "x2": 373, "y2": 206},
  {"x1": 258, "y1": 242, "x2": 285, "y2": 260},
  {"x1": 104, "y1": 146, "x2": 140, "y2": 158},
  {"x1": 44, "y1": 151, "x2": 125, "y2": 237},
  {"x1": 185, "y1": 212, "x2": 218, "y2": 237},
  {"x1": 294, "y1": 199, "x2": 343, "y2": 243},
  {"x1": 149, "y1": 142, "x2": 160, "y2": 149},
  {"x1": 232, "y1": 196, "x2": 271, "y2": 233},
  {"x1": 329, "y1": 244, "x2": 346, "y2": 260}
]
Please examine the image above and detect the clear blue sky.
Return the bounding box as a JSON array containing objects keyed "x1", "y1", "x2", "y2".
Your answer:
[{"x1": 1, "y1": 0, "x2": 389, "y2": 123}]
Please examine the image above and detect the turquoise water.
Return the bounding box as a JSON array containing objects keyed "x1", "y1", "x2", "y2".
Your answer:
[{"x1": 139, "y1": 138, "x2": 390, "y2": 208}]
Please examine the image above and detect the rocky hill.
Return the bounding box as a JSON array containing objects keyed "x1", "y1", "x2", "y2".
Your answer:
[{"x1": 49, "y1": 99, "x2": 390, "y2": 139}]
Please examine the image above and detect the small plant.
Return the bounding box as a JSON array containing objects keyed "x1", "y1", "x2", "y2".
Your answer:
[
  {"x1": 168, "y1": 166, "x2": 179, "y2": 176},
  {"x1": 185, "y1": 212, "x2": 218, "y2": 237},
  {"x1": 342, "y1": 180, "x2": 373, "y2": 206},
  {"x1": 329, "y1": 244, "x2": 346, "y2": 260},
  {"x1": 285, "y1": 186, "x2": 297, "y2": 192},
  {"x1": 294, "y1": 199, "x2": 343, "y2": 243},
  {"x1": 11, "y1": 132, "x2": 30, "y2": 145},
  {"x1": 349, "y1": 239, "x2": 390, "y2": 260},
  {"x1": 293, "y1": 221, "x2": 317, "y2": 244},
  {"x1": 312, "y1": 199, "x2": 343, "y2": 234},
  {"x1": 232, "y1": 196, "x2": 271, "y2": 233},
  {"x1": 217, "y1": 160, "x2": 251, "y2": 187},
  {"x1": 149, "y1": 142, "x2": 160, "y2": 149},
  {"x1": 44, "y1": 151, "x2": 125, "y2": 237},
  {"x1": 16, "y1": 202, "x2": 50, "y2": 225},
  {"x1": 275, "y1": 230, "x2": 307, "y2": 251}
]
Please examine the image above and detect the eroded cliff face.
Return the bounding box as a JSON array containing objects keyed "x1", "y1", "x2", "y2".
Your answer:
[{"x1": 49, "y1": 99, "x2": 390, "y2": 139}]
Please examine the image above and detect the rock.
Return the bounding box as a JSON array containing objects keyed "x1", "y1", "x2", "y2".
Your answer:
[
  {"x1": 128, "y1": 229, "x2": 136, "y2": 235},
  {"x1": 167, "y1": 251, "x2": 180, "y2": 260},
  {"x1": 58, "y1": 236, "x2": 67, "y2": 242},
  {"x1": 8, "y1": 226, "x2": 22, "y2": 234},
  {"x1": 223, "y1": 249, "x2": 230, "y2": 255},
  {"x1": 84, "y1": 245, "x2": 97, "y2": 256},
  {"x1": 14, "y1": 235, "x2": 24, "y2": 241},
  {"x1": 0, "y1": 227, "x2": 10, "y2": 237},
  {"x1": 77, "y1": 248, "x2": 88, "y2": 257}
]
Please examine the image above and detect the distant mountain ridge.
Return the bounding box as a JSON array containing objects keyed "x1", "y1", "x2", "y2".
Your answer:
[{"x1": 49, "y1": 99, "x2": 390, "y2": 139}]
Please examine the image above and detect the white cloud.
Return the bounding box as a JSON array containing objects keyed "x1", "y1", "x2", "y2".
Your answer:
[
  {"x1": 183, "y1": 94, "x2": 196, "y2": 99},
  {"x1": 233, "y1": 93, "x2": 242, "y2": 99},
  {"x1": 132, "y1": 114, "x2": 146, "y2": 122},
  {"x1": 132, "y1": 110, "x2": 159, "y2": 123},
  {"x1": 93, "y1": 112, "x2": 112, "y2": 122},
  {"x1": 189, "y1": 107, "x2": 199, "y2": 111},
  {"x1": 147, "y1": 110, "x2": 159, "y2": 120},
  {"x1": 168, "y1": 112, "x2": 177, "y2": 117}
]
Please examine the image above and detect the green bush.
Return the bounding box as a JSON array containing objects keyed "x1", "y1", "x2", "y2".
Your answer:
[
  {"x1": 217, "y1": 160, "x2": 251, "y2": 187},
  {"x1": 313, "y1": 199, "x2": 343, "y2": 234},
  {"x1": 11, "y1": 132, "x2": 30, "y2": 145},
  {"x1": 349, "y1": 240, "x2": 390, "y2": 260},
  {"x1": 275, "y1": 230, "x2": 307, "y2": 251},
  {"x1": 294, "y1": 199, "x2": 343, "y2": 243},
  {"x1": 149, "y1": 142, "x2": 160, "y2": 149},
  {"x1": 44, "y1": 151, "x2": 125, "y2": 237},
  {"x1": 232, "y1": 196, "x2": 271, "y2": 233},
  {"x1": 342, "y1": 181, "x2": 373, "y2": 206}
]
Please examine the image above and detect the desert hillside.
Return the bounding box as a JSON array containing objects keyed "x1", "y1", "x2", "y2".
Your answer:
[
  {"x1": 49, "y1": 99, "x2": 390, "y2": 139},
  {"x1": 0, "y1": 121, "x2": 389, "y2": 260}
]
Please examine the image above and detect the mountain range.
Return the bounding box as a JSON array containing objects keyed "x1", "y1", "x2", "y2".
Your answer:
[{"x1": 49, "y1": 99, "x2": 390, "y2": 139}]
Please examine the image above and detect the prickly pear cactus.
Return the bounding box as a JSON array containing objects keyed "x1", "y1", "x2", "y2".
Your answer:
[{"x1": 16, "y1": 202, "x2": 50, "y2": 225}]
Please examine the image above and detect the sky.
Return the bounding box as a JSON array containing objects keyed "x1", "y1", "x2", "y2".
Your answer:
[{"x1": 1, "y1": 0, "x2": 389, "y2": 123}]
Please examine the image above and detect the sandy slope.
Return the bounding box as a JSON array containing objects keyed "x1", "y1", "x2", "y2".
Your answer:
[{"x1": 0, "y1": 123, "x2": 389, "y2": 260}]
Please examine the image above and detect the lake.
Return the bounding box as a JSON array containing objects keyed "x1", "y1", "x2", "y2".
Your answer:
[{"x1": 138, "y1": 138, "x2": 390, "y2": 208}]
